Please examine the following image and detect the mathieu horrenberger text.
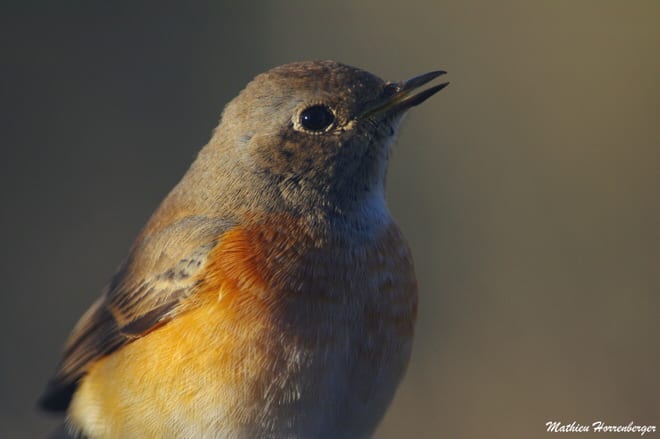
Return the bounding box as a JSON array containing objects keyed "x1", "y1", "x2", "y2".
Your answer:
[{"x1": 546, "y1": 421, "x2": 656, "y2": 436}]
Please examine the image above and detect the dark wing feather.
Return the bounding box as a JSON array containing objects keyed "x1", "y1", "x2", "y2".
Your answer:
[{"x1": 39, "y1": 216, "x2": 232, "y2": 412}]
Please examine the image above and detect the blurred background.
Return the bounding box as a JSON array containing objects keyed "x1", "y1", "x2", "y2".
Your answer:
[{"x1": 2, "y1": 1, "x2": 659, "y2": 437}]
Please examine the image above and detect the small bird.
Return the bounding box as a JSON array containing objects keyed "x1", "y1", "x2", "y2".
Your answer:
[{"x1": 39, "y1": 60, "x2": 448, "y2": 438}]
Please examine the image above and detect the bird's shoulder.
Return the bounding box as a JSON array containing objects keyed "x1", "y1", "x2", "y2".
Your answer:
[{"x1": 39, "y1": 215, "x2": 238, "y2": 412}]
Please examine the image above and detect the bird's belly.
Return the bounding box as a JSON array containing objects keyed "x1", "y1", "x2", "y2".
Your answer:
[{"x1": 69, "y1": 294, "x2": 413, "y2": 439}]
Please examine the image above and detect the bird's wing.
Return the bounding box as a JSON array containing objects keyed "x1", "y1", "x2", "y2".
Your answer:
[{"x1": 39, "y1": 215, "x2": 234, "y2": 412}]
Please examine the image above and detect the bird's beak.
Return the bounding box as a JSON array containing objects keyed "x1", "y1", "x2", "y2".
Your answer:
[{"x1": 358, "y1": 70, "x2": 449, "y2": 120}]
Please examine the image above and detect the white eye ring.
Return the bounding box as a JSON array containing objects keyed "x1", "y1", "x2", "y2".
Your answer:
[{"x1": 293, "y1": 104, "x2": 336, "y2": 134}]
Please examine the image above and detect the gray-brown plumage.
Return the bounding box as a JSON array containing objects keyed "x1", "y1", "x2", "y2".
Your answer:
[{"x1": 40, "y1": 61, "x2": 447, "y2": 438}]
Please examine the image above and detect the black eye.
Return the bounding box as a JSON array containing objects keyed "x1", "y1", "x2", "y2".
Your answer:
[{"x1": 299, "y1": 105, "x2": 335, "y2": 132}]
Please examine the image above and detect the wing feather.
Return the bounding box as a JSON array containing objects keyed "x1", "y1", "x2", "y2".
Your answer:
[{"x1": 39, "y1": 216, "x2": 233, "y2": 412}]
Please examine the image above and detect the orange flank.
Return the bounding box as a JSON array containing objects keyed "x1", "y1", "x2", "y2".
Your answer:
[{"x1": 69, "y1": 223, "x2": 280, "y2": 436}]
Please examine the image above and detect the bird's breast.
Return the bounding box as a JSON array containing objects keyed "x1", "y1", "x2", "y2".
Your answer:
[{"x1": 69, "y1": 216, "x2": 417, "y2": 438}]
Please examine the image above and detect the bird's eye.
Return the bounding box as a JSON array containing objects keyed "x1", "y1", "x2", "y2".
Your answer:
[{"x1": 299, "y1": 105, "x2": 335, "y2": 132}]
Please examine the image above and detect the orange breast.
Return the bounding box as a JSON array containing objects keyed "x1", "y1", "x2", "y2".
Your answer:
[{"x1": 69, "y1": 219, "x2": 417, "y2": 438}]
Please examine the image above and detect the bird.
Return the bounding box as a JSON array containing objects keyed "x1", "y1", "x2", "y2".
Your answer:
[{"x1": 39, "y1": 60, "x2": 448, "y2": 438}]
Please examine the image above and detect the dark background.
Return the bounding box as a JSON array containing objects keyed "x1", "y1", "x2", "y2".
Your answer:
[{"x1": 2, "y1": 1, "x2": 659, "y2": 438}]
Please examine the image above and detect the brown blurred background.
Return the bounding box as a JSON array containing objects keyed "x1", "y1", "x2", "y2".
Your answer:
[{"x1": 1, "y1": 1, "x2": 659, "y2": 438}]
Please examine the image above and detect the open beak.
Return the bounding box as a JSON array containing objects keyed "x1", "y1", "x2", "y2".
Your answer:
[{"x1": 358, "y1": 70, "x2": 449, "y2": 120}]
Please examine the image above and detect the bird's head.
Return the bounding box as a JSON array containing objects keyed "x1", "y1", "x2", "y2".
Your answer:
[{"x1": 190, "y1": 61, "x2": 448, "y2": 224}]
